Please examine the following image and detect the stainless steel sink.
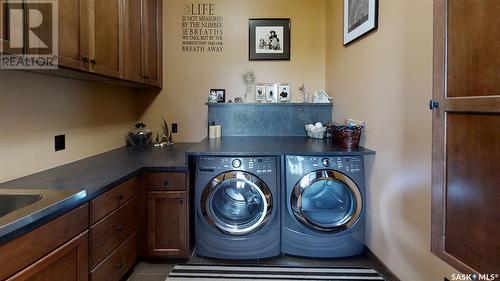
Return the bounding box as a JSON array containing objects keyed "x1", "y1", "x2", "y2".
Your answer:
[{"x1": 0, "y1": 189, "x2": 87, "y2": 238}]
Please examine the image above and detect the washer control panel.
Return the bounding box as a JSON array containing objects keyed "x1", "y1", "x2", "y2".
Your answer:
[{"x1": 199, "y1": 156, "x2": 276, "y2": 174}]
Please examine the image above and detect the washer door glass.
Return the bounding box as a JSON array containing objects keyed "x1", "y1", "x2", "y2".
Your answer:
[
  {"x1": 203, "y1": 172, "x2": 273, "y2": 235},
  {"x1": 301, "y1": 179, "x2": 355, "y2": 228},
  {"x1": 291, "y1": 170, "x2": 362, "y2": 232}
]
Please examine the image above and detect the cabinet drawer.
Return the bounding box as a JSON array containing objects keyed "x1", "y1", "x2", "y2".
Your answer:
[
  {"x1": 0, "y1": 204, "x2": 89, "y2": 281},
  {"x1": 91, "y1": 177, "x2": 138, "y2": 224},
  {"x1": 143, "y1": 172, "x2": 186, "y2": 191},
  {"x1": 7, "y1": 231, "x2": 89, "y2": 281},
  {"x1": 91, "y1": 232, "x2": 136, "y2": 281},
  {"x1": 90, "y1": 198, "x2": 137, "y2": 269}
]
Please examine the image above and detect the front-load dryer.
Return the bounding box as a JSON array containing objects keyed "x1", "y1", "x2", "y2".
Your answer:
[
  {"x1": 282, "y1": 155, "x2": 366, "y2": 258},
  {"x1": 195, "y1": 156, "x2": 280, "y2": 259}
]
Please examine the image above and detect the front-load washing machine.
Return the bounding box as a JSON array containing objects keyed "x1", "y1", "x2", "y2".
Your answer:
[
  {"x1": 282, "y1": 155, "x2": 366, "y2": 258},
  {"x1": 195, "y1": 156, "x2": 280, "y2": 259}
]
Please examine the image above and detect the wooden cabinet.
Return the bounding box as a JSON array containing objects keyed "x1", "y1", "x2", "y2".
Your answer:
[
  {"x1": 147, "y1": 191, "x2": 188, "y2": 258},
  {"x1": 6, "y1": 232, "x2": 89, "y2": 281},
  {"x1": 143, "y1": 172, "x2": 186, "y2": 191},
  {"x1": 58, "y1": 0, "x2": 89, "y2": 70},
  {"x1": 53, "y1": 0, "x2": 162, "y2": 86},
  {"x1": 90, "y1": 177, "x2": 138, "y2": 224},
  {"x1": 124, "y1": 0, "x2": 162, "y2": 87},
  {"x1": 89, "y1": 0, "x2": 123, "y2": 78},
  {"x1": 90, "y1": 198, "x2": 137, "y2": 268},
  {"x1": 88, "y1": 177, "x2": 138, "y2": 281},
  {"x1": 0, "y1": 204, "x2": 89, "y2": 281},
  {"x1": 90, "y1": 232, "x2": 137, "y2": 281},
  {"x1": 431, "y1": 0, "x2": 500, "y2": 274}
]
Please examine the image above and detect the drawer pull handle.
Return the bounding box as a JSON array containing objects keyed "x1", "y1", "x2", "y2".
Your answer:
[
  {"x1": 115, "y1": 224, "x2": 124, "y2": 231},
  {"x1": 117, "y1": 194, "x2": 124, "y2": 201},
  {"x1": 179, "y1": 199, "x2": 184, "y2": 204},
  {"x1": 163, "y1": 180, "x2": 169, "y2": 186},
  {"x1": 116, "y1": 263, "x2": 124, "y2": 270}
]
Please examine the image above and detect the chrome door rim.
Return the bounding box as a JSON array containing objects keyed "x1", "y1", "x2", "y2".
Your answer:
[
  {"x1": 291, "y1": 170, "x2": 362, "y2": 232},
  {"x1": 201, "y1": 171, "x2": 273, "y2": 235}
]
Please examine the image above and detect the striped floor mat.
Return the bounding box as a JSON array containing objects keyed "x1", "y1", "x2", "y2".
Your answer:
[{"x1": 166, "y1": 264, "x2": 385, "y2": 280}]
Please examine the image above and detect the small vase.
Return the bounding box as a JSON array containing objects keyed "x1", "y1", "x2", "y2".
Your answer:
[{"x1": 244, "y1": 84, "x2": 255, "y2": 103}]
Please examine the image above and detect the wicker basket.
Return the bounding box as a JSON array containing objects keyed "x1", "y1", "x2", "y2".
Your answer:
[{"x1": 332, "y1": 125, "x2": 362, "y2": 149}]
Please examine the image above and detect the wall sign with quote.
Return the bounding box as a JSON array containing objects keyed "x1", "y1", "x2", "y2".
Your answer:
[
  {"x1": 343, "y1": 0, "x2": 378, "y2": 45},
  {"x1": 182, "y1": 3, "x2": 224, "y2": 53},
  {"x1": 249, "y1": 19, "x2": 291, "y2": 61}
]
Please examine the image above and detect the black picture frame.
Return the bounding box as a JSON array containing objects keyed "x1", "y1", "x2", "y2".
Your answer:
[
  {"x1": 210, "y1": 89, "x2": 226, "y2": 103},
  {"x1": 249, "y1": 18, "x2": 291, "y2": 61},
  {"x1": 343, "y1": 0, "x2": 379, "y2": 46}
]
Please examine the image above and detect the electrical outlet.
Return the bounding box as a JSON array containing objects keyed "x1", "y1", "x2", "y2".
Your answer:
[
  {"x1": 172, "y1": 123, "x2": 178, "y2": 133},
  {"x1": 55, "y1": 135, "x2": 65, "y2": 151}
]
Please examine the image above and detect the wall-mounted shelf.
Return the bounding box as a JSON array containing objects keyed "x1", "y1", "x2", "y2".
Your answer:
[{"x1": 206, "y1": 103, "x2": 332, "y2": 106}]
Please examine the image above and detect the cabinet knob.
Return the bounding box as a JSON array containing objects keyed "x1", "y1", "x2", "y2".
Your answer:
[
  {"x1": 179, "y1": 199, "x2": 184, "y2": 204},
  {"x1": 90, "y1": 58, "x2": 97, "y2": 65},
  {"x1": 115, "y1": 224, "x2": 124, "y2": 231},
  {"x1": 116, "y1": 263, "x2": 123, "y2": 270},
  {"x1": 163, "y1": 179, "x2": 169, "y2": 186},
  {"x1": 429, "y1": 99, "x2": 440, "y2": 110},
  {"x1": 117, "y1": 194, "x2": 124, "y2": 201},
  {"x1": 82, "y1": 56, "x2": 89, "y2": 63}
]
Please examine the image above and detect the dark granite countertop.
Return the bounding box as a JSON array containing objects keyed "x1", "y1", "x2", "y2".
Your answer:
[
  {"x1": 0, "y1": 143, "x2": 196, "y2": 244},
  {"x1": 187, "y1": 137, "x2": 376, "y2": 156},
  {"x1": 0, "y1": 137, "x2": 375, "y2": 244}
]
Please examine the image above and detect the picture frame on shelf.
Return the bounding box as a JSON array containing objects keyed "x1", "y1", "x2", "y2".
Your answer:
[
  {"x1": 209, "y1": 89, "x2": 226, "y2": 103},
  {"x1": 265, "y1": 84, "x2": 278, "y2": 102},
  {"x1": 278, "y1": 83, "x2": 291, "y2": 102},
  {"x1": 256, "y1": 83, "x2": 266, "y2": 102},
  {"x1": 249, "y1": 18, "x2": 291, "y2": 60},
  {"x1": 343, "y1": 0, "x2": 378, "y2": 46}
]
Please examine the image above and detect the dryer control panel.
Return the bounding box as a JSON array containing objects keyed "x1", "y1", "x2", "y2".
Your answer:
[
  {"x1": 289, "y1": 156, "x2": 363, "y2": 175},
  {"x1": 198, "y1": 156, "x2": 276, "y2": 174}
]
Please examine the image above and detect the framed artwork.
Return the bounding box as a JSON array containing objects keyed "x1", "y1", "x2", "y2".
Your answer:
[
  {"x1": 209, "y1": 89, "x2": 225, "y2": 103},
  {"x1": 265, "y1": 84, "x2": 278, "y2": 102},
  {"x1": 255, "y1": 83, "x2": 266, "y2": 102},
  {"x1": 278, "y1": 83, "x2": 291, "y2": 103},
  {"x1": 249, "y1": 18, "x2": 291, "y2": 60},
  {"x1": 343, "y1": 0, "x2": 378, "y2": 45}
]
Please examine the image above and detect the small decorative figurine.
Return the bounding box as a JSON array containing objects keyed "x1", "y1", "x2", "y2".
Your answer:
[
  {"x1": 242, "y1": 71, "x2": 256, "y2": 102},
  {"x1": 312, "y1": 90, "x2": 333, "y2": 103}
]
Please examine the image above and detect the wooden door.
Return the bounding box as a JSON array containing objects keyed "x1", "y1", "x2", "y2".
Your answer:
[
  {"x1": 89, "y1": 0, "x2": 122, "y2": 78},
  {"x1": 431, "y1": 0, "x2": 500, "y2": 274},
  {"x1": 147, "y1": 191, "x2": 187, "y2": 257},
  {"x1": 58, "y1": 0, "x2": 89, "y2": 70},
  {"x1": 143, "y1": 0, "x2": 162, "y2": 87},
  {"x1": 7, "y1": 231, "x2": 89, "y2": 281},
  {"x1": 123, "y1": 0, "x2": 144, "y2": 84}
]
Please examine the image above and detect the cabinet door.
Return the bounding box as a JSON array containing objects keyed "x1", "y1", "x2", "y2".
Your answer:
[
  {"x1": 89, "y1": 0, "x2": 122, "y2": 78},
  {"x1": 431, "y1": 0, "x2": 500, "y2": 274},
  {"x1": 143, "y1": 0, "x2": 162, "y2": 87},
  {"x1": 123, "y1": 0, "x2": 144, "y2": 83},
  {"x1": 58, "y1": 0, "x2": 89, "y2": 70},
  {"x1": 147, "y1": 191, "x2": 187, "y2": 257},
  {"x1": 7, "y1": 232, "x2": 89, "y2": 281}
]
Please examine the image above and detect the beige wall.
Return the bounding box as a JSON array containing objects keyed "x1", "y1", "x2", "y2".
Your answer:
[
  {"x1": 139, "y1": 0, "x2": 327, "y2": 141},
  {"x1": 325, "y1": 0, "x2": 455, "y2": 280},
  {"x1": 0, "y1": 71, "x2": 137, "y2": 183}
]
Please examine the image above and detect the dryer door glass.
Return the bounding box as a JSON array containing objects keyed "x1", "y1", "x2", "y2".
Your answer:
[
  {"x1": 291, "y1": 170, "x2": 362, "y2": 232},
  {"x1": 301, "y1": 179, "x2": 355, "y2": 228},
  {"x1": 203, "y1": 171, "x2": 273, "y2": 235}
]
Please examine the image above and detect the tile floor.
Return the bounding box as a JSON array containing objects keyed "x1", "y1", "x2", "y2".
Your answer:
[{"x1": 126, "y1": 251, "x2": 397, "y2": 281}]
